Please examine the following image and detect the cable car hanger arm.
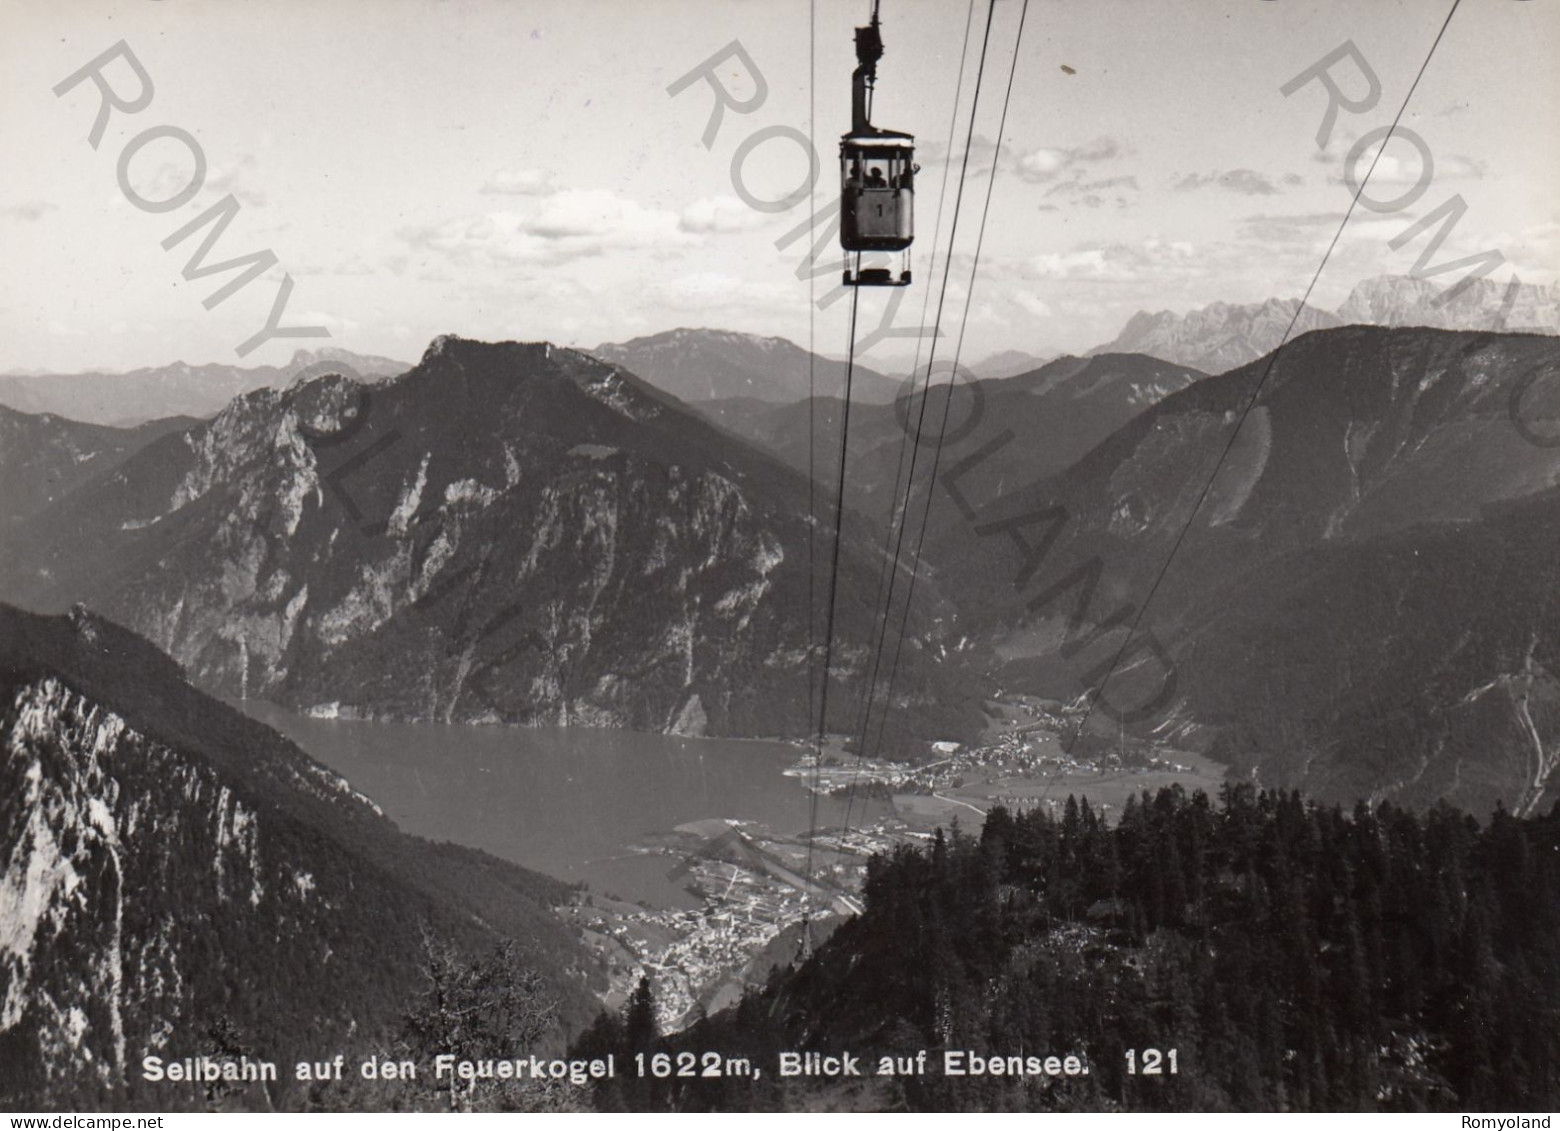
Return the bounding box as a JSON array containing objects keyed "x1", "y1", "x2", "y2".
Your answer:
[
  {"x1": 841, "y1": 0, "x2": 914, "y2": 287},
  {"x1": 852, "y1": 0, "x2": 884, "y2": 134}
]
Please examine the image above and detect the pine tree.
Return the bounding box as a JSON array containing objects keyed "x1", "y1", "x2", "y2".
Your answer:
[
  {"x1": 399, "y1": 932, "x2": 561, "y2": 1112},
  {"x1": 625, "y1": 975, "x2": 658, "y2": 1050}
]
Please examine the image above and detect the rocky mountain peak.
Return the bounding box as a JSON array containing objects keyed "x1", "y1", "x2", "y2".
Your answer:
[
  {"x1": 1090, "y1": 277, "x2": 1560, "y2": 377},
  {"x1": 1337, "y1": 274, "x2": 1560, "y2": 333},
  {"x1": 1087, "y1": 298, "x2": 1341, "y2": 374},
  {"x1": 0, "y1": 332, "x2": 957, "y2": 742}
]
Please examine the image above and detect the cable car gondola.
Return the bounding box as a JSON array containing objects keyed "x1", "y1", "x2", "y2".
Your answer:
[{"x1": 840, "y1": 1, "x2": 915, "y2": 287}]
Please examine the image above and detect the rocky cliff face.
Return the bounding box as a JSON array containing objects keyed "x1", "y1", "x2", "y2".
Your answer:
[
  {"x1": 1337, "y1": 275, "x2": 1560, "y2": 335},
  {"x1": 1088, "y1": 277, "x2": 1560, "y2": 377},
  {"x1": 3, "y1": 675, "x2": 284, "y2": 1099},
  {"x1": 2, "y1": 337, "x2": 926, "y2": 740},
  {"x1": 1088, "y1": 299, "x2": 1342, "y2": 374},
  {"x1": 0, "y1": 604, "x2": 593, "y2": 1108}
]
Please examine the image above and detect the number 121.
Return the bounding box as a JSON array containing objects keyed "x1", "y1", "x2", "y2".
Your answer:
[{"x1": 1124, "y1": 1048, "x2": 1178, "y2": 1075}]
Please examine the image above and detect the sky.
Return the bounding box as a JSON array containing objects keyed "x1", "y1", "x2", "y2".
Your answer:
[{"x1": 2, "y1": 0, "x2": 1556, "y2": 375}]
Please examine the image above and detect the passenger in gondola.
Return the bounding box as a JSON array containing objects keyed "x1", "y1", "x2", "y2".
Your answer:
[{"x1": 864, "y1": 165, "x2": 887, "y2": 189}]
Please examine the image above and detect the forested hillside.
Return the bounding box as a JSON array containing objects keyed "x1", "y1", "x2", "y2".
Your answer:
[{"x1": 575, "y1": 787, "x2": 1560, "y2": 1112}]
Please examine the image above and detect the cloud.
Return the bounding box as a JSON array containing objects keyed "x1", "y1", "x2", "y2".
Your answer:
[
  {"x1": 1015, "y1": 137, "x2": 1122, "y2": 184},
  {"x1": 1040, "y1": 173, "x2": 1140, "y2": 210},
  {"x1": 120, "y1": 153, "x2": 269, "y2": 210},
  {"x1": 525, "y1": 191, "x2": 639, "y2": 239},
  {"x1": 677, "y1": 195, "x2": 770, "y2": 234},
  {"x1": 2, "y1": 201, "x2": 58, "y2": 222},
  {"x1": 918, "y1": 133, "x2": 1001, "y2": 169},
  {"x1": 1507, "y1": 221, "x2": 1560, "y2": 282},
  {"x1": 918, "y1": 137, "x2": 1128, "y2": 207},
  {"x1": 922, "y1": 135, "x2": 1129, "y2": 190},
  {"x1": 1240, "y1": 211, "x2": 1346, "y2": 243},
  {"x1": 1355, "y1": 150, "x2": 1485, "y2": 186},
  {"x1": 1011, "y1": 290, "x2": 1053, "y2": 318},
  {"x1": 1029, "y1": 238, "x2": 1198, "y2": 284},
  {"x1": 1175, "y1": 169, "x2": 1284, "y2": 196},
  {"x1": 480, "y1": 169, "x2": 560, "y2": 196},
  {"x1": 1006, "y1": 141, "x2": 1137, "y2": 211},
  {"x1": 652, "y1": 270, "x2": 793, "y2": 312},
  {"x1": 1075, "y1": 138, "x2": 1121, "y2": 162},
  {"x1": 1082, "y1": 175, "x2": 1139, "y2": 193},
  {"x1": 399, "y1": 188, "x2": 693, "y2": 269},
  {"x1": 296, "y1": 309, "x2": 364, "y2": 340},
  {"x1": 292, "y1": 252, "x2": 372, "y2": 277},
  {"x1": 120, "y1": 160, "x2": 204, "y2": 208},
  {"x1": 1029, "y1": 245, "x2": 1121, "y2": 280},
  {"x1": 1019, "y1": 149, "x2": 1069, "y2": 181},
  {"x1": 1048, "y1": 174, "x2": 1139, "y2": 197},
  {"x1": 1345, "y1": 149, "x2": 1430, "y2": 187},
  {"x1": 206, "y1": 156, "x2": 268, "y2": 207},
  {"x1": 1312, "y1": 129, "x2": 1486, "y2": 185},
  {"x1": 1440, "y1": 155, "x2": 1489, "y2": 180}
]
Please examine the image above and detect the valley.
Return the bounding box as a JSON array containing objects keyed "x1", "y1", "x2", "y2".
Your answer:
[
  {"x1": 5, "y1": 315, "x2": 1560, "y2": 1109},
  {"x1": 238, "y1": 690, "x2": 1222, "y2": 1034},
  {"x1": 8, "y1": 0, "x2": 1558, "y2": 1105}
]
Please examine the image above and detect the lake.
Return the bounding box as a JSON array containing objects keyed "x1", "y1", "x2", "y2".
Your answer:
[{"x1": 240, "y1": 702, "x2": 889, "y2": 909}]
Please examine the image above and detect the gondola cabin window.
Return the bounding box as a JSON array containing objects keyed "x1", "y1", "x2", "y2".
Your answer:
[
  {"x1": 841, "y1": 145, "x2": 914, "y2": 245},
  {"x1": 839, "y1": 137, "x2": 915, "y2": 285}
]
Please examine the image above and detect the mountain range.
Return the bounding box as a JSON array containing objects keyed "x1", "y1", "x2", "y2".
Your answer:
[
  {"x1": 0, "y1": 335, "x2": 969, "y2": 743},
  {"x1": 1088, "y1": 275, "x2": 1560, "y2": 374},
  {"x1": 0, "y1": 407, "x2": 198, "y2": 531},
  {"x1": 8, "y1": 317, "x2": 1560, "y2": 1109},
  {"x1": 702, "y1": 352, "x2": 1208, "y2": 542},
  {"x1": 0, "y1": 348, "x2": 409, "y2": 427},
  {"x1": 6, "y1": 320, "x2": 1560, "y2": 812},
  {"x1": 965, "y1": 349, "x2": 1057, "y2": 380},
  {"x1": 590, "y1": 327, "x2": 904, "y2": 407},
  {"x1": 1087, "y1": 298, "x2": 1342, "y2": 375},
  {"x1": 1337, "y1": 274, "x2": 1560, "y2": 332},
  {"x1": 944, "y1": 325, "x2": 1560, "y2": 816},
  {"x1": 17, "y1": 273, "x2": 1549, "y2": 435}
]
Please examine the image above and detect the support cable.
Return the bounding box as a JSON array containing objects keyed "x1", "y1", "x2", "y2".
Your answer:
[
  {"x1": 839, "y1": 0, "x2": 1002, "y2": 851},
  {"x1": 847, "y1": 0, "x2": 979, "y2": 791},
  {"x1": 870, "y1": 0, "x2": 1029, "y2": 769},
  {"x1": 803, "y1": 251, "x2": 864, "y2": 920},
  {"x1": 1059, "y1": 0, "x2": 1465, "y2": 766}
]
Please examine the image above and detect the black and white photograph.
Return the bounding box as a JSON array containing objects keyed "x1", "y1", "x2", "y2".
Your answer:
[{"x1": 2, "y1": 0, "x2": 1558, "y2": 1117}]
